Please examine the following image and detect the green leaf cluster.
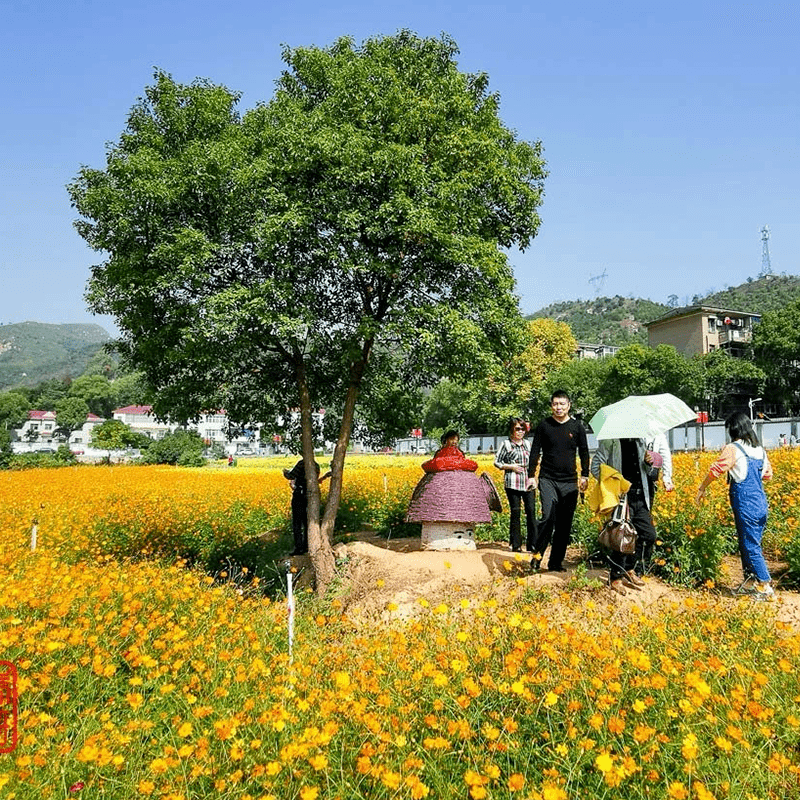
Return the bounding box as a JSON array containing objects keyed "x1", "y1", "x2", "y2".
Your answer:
[{"x1": 68, "y1": 31, "x2": 545, "y2": 467}]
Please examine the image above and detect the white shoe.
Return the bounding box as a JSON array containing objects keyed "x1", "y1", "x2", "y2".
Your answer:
[{"x1": 752, "y1": 582, "x2": 775, "y2": 602}]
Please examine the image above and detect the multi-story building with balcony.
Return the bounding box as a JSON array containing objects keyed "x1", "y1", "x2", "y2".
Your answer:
[{"x1": 646, "y1": 306, "x2": 761, "y2": 358}]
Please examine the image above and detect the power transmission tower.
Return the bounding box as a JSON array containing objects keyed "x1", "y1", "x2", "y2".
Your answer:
[
  {"x1": 588, "y1": 269, "x2": 607, "y2": 295},
  {"x1": 760, "y1": 225, "x2": 773, "y2": 277}
]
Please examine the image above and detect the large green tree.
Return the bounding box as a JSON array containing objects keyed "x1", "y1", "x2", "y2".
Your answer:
[
  {"x1": 691, "y1": 349, "x2": 764, "y2": 419},
  {"x1": 0, "y1": 390, "x2": 30, "y2": 431},
  {"x1": 69, "y1": 32, "x2": 546, "y2": 590},
  {"x1": 91, "y1": 419, "x2": 150, "y2": 452},
  {"x1": 55, "y1": 397, "x2": 90, "y2": 440},
  {"x1": 752, "y1": 300, "x2": 800, "y2": 413},
  {"x1": 68, "y1": 374, "x2": 117, "y2": 418},
  {"x1": 422, "y1": 319, "x2": 577, "y2": 433}
]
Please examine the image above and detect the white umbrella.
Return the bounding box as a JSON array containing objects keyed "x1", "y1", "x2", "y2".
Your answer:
[{"x1": 588, "y1": 393, "x2": 696, "y2": 441}]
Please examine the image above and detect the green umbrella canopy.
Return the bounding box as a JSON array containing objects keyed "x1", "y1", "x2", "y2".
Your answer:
[{"x1": 588, "y1": 393, "x2": 696, "y2": 441}]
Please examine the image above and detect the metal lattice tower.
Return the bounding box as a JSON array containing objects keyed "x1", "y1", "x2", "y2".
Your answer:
[
  {"x1": 588, "y1": 269, "x2": 607, "y2": 294},
  {"x1": 760, "y1": 225, "x2": 773, "y2": 276}
]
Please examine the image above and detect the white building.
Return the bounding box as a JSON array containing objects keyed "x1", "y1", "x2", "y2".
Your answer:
[
  {"x1": 17, "y1": 410, "x2": 58, "y2": 443},
  {"x1": 112, "y1": 405, "x2": 259, "y2": 453}
]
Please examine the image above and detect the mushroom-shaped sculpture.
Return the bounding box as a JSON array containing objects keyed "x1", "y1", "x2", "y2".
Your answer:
[{"x1": 407, "y1": 446, "x2": 502, "y2": 550}]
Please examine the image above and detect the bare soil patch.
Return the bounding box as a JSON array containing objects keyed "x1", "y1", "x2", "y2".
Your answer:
[{"x1": 292, "y1": 533, "x2": 800, "y2": 631}]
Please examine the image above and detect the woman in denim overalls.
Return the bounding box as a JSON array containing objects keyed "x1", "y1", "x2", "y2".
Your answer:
[{"x1": 696, "y1": 411, "x2": 774, "y2": 601}]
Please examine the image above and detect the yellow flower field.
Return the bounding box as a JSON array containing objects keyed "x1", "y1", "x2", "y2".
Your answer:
[{"x1": 1, "y1": 453, "x2": 799, "y2": 798}]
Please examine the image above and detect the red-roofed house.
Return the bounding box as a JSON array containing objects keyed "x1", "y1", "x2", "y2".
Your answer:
[
  {"x1": 110, "y1": 406, "x2": 264, "y2": 452},
  {"x1": 13, "y1": 410, "x2": 107, "y2": 453},
  {"x1": 18, "y1": 410, "x2": 58, "y2": 443},
  {"x1": 68, "y1": 413, "x2": 105, "y2": 451},
  {"x1": 112, "y1": 405, "x2": 175, "y2": 439}
]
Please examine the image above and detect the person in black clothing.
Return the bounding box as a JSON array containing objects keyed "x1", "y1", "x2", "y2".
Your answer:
[
  {"x1": 526, "y1": 391, "x2": 589, "y2": 571},
  {"x1": 591, "y1": 437, "x2": 658, "y2": 594},
  {"x1": 283, "y1": 458, "x2": 331, "y2": 555}
]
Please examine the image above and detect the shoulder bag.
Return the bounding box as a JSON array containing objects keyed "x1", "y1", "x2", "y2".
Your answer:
[{"x1": 598, "y1": 495, "x2": 637, "y2": 555}]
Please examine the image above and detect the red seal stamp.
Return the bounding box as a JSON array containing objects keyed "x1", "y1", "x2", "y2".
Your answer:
[{"x1": 0, "y1": 661, "x2": 18, "y2": 753}]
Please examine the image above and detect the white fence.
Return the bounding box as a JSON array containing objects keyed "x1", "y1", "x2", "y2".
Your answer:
[{"x1": 396, "y1": 417, "x2": 800, "y2": 456}]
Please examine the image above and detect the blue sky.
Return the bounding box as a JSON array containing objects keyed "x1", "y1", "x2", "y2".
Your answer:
[{"x1": 2, "y1": 0, "x2": 798, "y2": 332}]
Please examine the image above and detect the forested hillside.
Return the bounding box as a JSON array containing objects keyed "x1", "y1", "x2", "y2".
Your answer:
[
  {"x1": 528, "y1": 296, "x2": 668, "y2": 344},
  {"x1": 4, "y1": 273, "x2": 796, "y2": 390},
  {"x1": 698, "y1": 274, "x2": 800, "y2": 314},
  {"x1": 0, "y1": 322, "x2": 110, "y2": 390},
  {"x1": 529, "y1": 273, "x2": 800, "y2": 343}
]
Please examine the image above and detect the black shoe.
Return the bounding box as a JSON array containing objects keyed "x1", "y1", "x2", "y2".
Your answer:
[
  {"x1": 547, "y1": 565, "x2": 567, "y2": 572},
  {"x1": 512, "y1": 547, "x2": 522, "y2": 553}
]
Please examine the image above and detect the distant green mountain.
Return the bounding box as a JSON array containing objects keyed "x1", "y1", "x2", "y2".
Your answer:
[
  {"x1": 528, "y1": 273, "x2": 800, "y2": 345},
  {"x1": 528, "y1": 296, "x2": 669, "y2": 345},
  {"x1": 0, "y1": 322, "x2": 111, "y2": 390}
]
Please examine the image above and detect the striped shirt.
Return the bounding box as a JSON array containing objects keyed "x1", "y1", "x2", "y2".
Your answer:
[{"x1": 494, "y1": 438, "x2": 532, "y2": 492}]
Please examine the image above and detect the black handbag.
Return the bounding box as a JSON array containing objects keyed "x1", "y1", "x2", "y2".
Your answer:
[{"x1": 598, "y1": 495, "x2": 637, "y2": 554}]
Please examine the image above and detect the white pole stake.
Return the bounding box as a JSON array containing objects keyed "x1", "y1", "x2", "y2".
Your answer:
[
  {"x1": 30, "y1": 518, "x2": 38, "y2": 551},
  {"x1": 286, "y1": 567, "x2": 295, "y2": 665}
]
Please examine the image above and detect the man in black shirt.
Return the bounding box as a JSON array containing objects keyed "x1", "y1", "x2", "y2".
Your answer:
[{"x1": 527, "y1": 390, "x2": 590, "y2": 571}]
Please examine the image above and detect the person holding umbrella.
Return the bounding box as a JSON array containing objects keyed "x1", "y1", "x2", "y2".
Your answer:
[
  {"x1": 591, "y1": 438, "x2": 659, "y2": 593},
  {"x1": 588, "y1": 393, "x2": 696, "y2": 594}
]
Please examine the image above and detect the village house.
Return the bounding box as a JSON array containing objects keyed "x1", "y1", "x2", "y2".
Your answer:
[
  {"x1": 17, "y1": 410, "x2": 58, "y2": 444},
  {"x1": 646, "y1": 305, "x2": 761, "y2": 358}
]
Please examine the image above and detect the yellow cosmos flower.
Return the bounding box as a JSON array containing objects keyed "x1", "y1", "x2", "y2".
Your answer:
[
  {"x1": 595, "y1": 752, "x2": 614, "y2": 773},
  {"x1": 668, "y1": 782, "x2": 689, "y2": 799}
]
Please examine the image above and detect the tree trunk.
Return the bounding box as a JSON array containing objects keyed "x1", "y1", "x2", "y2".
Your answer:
[
  {"x1": 296, "y1": 362, "x2": 336, "y2": 593},
  {"x1": 300, "y1": 338, "x2": 373, "y2": 595}
]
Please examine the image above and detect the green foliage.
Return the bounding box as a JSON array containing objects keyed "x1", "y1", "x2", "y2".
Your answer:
[
  {"x1": 55, "y1": 396, "x2": 90, "y2": 435},
  {"x1": 0, "y1": 322, "x2": 110, "y2": 391},
  {"x1": 600, "y1": 344, "x2": 698, "y2": 403},
  {"x1": 752, "y1": 299, "x2": 800, "y2": 413},
  {"x1": 536, "y1": 356, "x2": 613, "y2": 421},
  {"x1": 0, "y1": 428, "x2": 12, "y2": 469},
  {"x1": 91, "y1": 419, "x2": 150, "y2": 451},
  {"x1": 692, "y1": 349, "x2": 765, "y2": 418},
  {"x1": 92, "y1": 502, "x2": 289, "y2": 592},
  {"x1": 473, "y1": 512, "x2": 509, "y2": 543},
  {"x1": 538, "y1": 344, "x2": 766, "y2": 422},
  {"x1": 783, "y1": 529, "x2": 800, "y2": 587},
  {"x1": 140, "y1": 429, "x2": 206, "y2": 466},
  {"x1": 7, "y1": 445, "x2": 78, "y2": 471},
  {"x1": 67, "y1": 373, "x2": 117, "y2": 417},
  {"x1": 0, "y1": 390, "x2": 30, "y2": 428},
  {"x1": 423, "y1": 380, "x2": 495, "y2": 435},
  {"x1": 652, "y1": 506, "x2": 735, "y2": 588},
  {"x1": 208, "y1": 441, "x2": 226, "y2": 460},
  {"x1": 26, "y1": 377, "x2": 70, "y2": 411}
]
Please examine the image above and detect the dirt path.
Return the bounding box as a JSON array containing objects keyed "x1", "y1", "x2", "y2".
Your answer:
[{"x1": 295, "y1": 533, "x2": 800, "y2": 631}]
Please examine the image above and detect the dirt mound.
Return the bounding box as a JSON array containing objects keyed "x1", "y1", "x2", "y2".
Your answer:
[{"x1": 303, "y1": 533, "x2": 800, "y2": 631}]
